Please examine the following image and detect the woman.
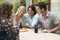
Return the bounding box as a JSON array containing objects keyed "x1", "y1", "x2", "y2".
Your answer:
[
  {"x1": 0, "y1": 2, "x2": 17, "y2": 40},
  {"x1": 24, "y1": 5, "x2": 39, "y2": 28},
  {"x1": 15, "y1": 6, "x2": 26, "y2": 28}
]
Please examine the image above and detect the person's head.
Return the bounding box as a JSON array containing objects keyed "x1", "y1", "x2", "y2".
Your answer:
[
  {"x1": 16, "y1": 6, "x2": 26, "y2": 17},
  {"x1": 36, "y1": 2, "x2": 47, "y2": 14},
  {"x1": 0, "y1": 2, "x2": 13, "y2": 19},
  {"x1": 28, "y1": 5, "x2": 37, "y2": 16}
]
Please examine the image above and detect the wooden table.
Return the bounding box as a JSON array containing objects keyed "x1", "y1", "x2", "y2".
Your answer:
[{"x1": 19, "y1": 28, "x2": 60, "y2": 40}]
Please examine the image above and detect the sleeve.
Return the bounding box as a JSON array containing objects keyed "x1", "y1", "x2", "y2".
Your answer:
[
  {"x1": 31, "y1": 14, "x2": 39, "y2": 27},
  {"x1": 24, "y1": 13, "x2": 30, "y2": 25},
  {"x1": 24, "y1": 14, "x2": 27, "y2": 25},
  {"x1": 53, "y1": 15, "x2": 59, "y2": 25}
]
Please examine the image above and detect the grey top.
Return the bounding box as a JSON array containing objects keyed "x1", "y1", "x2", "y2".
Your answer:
[{"x1": 38, "y1": 11, "x2": 60, "y2": 34}]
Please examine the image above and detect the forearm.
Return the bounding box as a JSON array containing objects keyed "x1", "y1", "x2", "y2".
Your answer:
[
  {"x1": 22, "y1": 17, "x2": 24, "y2": 25},
  {"x1": 50, "y1": 24, "x2": 60, "y2": 33},
  {"x1": 38, "y1": 24, "x2": 41, "y2": 28},
  {"x1": 16, "y1": 14, "x2": 20, "y2": 24},
  {"x1": 22, "y1": 25, "x2": 34, "y2": 29},
  {"x1": 26, "y1": 25, "x2": 34, "y2": 29}
]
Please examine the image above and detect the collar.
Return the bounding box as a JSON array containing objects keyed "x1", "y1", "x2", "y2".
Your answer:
[
  {"x1": 46, "y1": 11, "x2": 50, "y2": 17},
  {"x1": 41, "y1": 11, "x2": 50, "y2": 19}
]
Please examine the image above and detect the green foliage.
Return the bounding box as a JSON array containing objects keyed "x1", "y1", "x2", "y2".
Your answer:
[
  {"x1": 13, "y1": 0, "x2": 20, "y2": 13},
  {"x1": 0, "y1": 0, "x2": 26, "y2": 13},
  {"x1": 13, "y1": 0, "x2": 26, "y2": 13},
  {"x1": 20, "y1": 0, "x2": 26, "y2": 6},
  {"x1": 0, "y1": 0, "x2": 5, "y2": 4},
  {"x1": 34, "y1": 0, "x2": 48, "y2": 2}
]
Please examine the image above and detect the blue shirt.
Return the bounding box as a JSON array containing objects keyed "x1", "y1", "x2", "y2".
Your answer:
[{"x1": 24, "y1": 13, "x2": 39, "y2": 27}]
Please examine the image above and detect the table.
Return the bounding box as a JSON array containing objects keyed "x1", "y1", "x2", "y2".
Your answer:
[{"x1": 19, "y1": 28, "x2": 60, "y2": 40}]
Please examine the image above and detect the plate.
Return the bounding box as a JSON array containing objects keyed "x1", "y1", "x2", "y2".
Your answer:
[{"x1": 19, "y1": 28, "x2": 28, "y2": 32}]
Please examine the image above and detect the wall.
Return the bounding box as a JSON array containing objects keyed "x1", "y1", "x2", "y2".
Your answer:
[{"x1": 51, "y1": 0, "x2": 60, "y2": 20}]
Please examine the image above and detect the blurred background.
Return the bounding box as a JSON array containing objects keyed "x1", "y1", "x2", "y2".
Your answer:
[{"x1": 0, "y1": 0, "x2": 60, "y2": 20}]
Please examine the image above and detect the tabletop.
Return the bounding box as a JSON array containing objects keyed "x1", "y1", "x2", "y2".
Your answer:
[{"x1": 19, "y1": 28, "x2": 60, "y2": 40}]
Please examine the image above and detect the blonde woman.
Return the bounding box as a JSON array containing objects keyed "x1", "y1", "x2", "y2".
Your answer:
[{"x1": 15, "y1": 6, "x2": 26, "y2": 28}]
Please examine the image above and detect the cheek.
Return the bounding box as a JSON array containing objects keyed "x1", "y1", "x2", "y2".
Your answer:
[
  {"x1": 32, "y1": 11, "x2": 34, "y2": 14},
  {"x1": 39, "y1": 9, "x2": 42, "y2": 13},
  {"x1": 23, "y1": 11, "x2": 25, "y2": 14},
  {"x1": 28, "y1": 11, "x2": 31, "y2": 14},
  {"x1": 21, "y1": 12, "x2": 24, "y2": 16},
  {"x1": 21, "y1": 11, "x2": 25, "y2": 15},
  {"x1": 22, "y1": 13, "x2": 25, "y2": 15}
]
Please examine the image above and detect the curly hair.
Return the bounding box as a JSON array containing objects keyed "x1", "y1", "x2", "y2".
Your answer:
[
  {"x1": 28, "y1": 5, "x2": 37, "y2": 15},
  {"x1": 0, "y1": 2, "x2": 13, "y2": 19}
]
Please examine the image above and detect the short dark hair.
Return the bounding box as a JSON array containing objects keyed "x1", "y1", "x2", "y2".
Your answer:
[
  {"x1": 28, "y1": 5, "x2": 37, "y2": 15},
  {"x1": 38, "y1": 2, "x2": 47, "y2": 10},
  {"x1": 0, "y1": 2, "x2": 13, "y2": 19}
]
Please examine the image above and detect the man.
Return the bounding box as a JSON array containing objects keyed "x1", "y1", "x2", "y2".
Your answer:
[{"x1": 36, "y1": 2, "x2": 60, "y2": 34}]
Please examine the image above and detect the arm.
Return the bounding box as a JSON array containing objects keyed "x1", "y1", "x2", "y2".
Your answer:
[
  {"x1": 42, "y1": 23, "x2": 60, "y2": 33},
  {"x1": 16, "y1": 14, "x2": 20, "y2": 24},
  {"x1": 42, "y1": 15, "x2": 60, "y2": 33},
  {"x1": 28, "y1": 22, "x2": 42, "y2": 29},
  {"x1": 21, "y1": 16, "x2": 24, "y2": 26},
  {"x1": 26, "y1": 20, "x2": 42, "y2": 29},
  {"x1": 50, "y1": 23, "x2": 60, "y2": 33},
  {"x1": 50, "y1": 15, "x2": 60, "y2": 33}
]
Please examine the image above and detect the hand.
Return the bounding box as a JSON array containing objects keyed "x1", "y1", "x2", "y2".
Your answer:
[{"x1": 42, "y1": 29, "x2": 51, "y2": 33}]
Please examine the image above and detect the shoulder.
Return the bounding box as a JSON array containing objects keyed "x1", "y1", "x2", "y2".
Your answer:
[
  {"x1": 24, "y1": 13, "x2": 29, "y2": 17},
  {"x1": 24, "y1": 13, "x2": 28, "y2": 15},
  {"x1": 47, "y1": 11, "x2": 59, "y2": 21},
  {"x1": 34, "y1": 13, "x2": 40, "y2": 18},
  {"x1": 24, "y1": 13, "x2": 30, "y2": 19},
  {"x1": 48, "y1": 11, "x2": 57, "y2": 18}
]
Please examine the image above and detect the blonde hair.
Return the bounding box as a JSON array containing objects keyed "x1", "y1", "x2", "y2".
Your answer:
[
  {"x1": 16, "y1": 6, "x2": 26, "y2": 15},
  {"x1": 15, "y1": 6, "x2": 26, "y2": 25}
]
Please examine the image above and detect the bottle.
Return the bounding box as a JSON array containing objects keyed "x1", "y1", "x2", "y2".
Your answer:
[
  {"x1": 34, "y1": 24, "x2": 38, "y2": 33},
  {"x1": 19, "y1": 22, "x2": 22, "y2": 28}
]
